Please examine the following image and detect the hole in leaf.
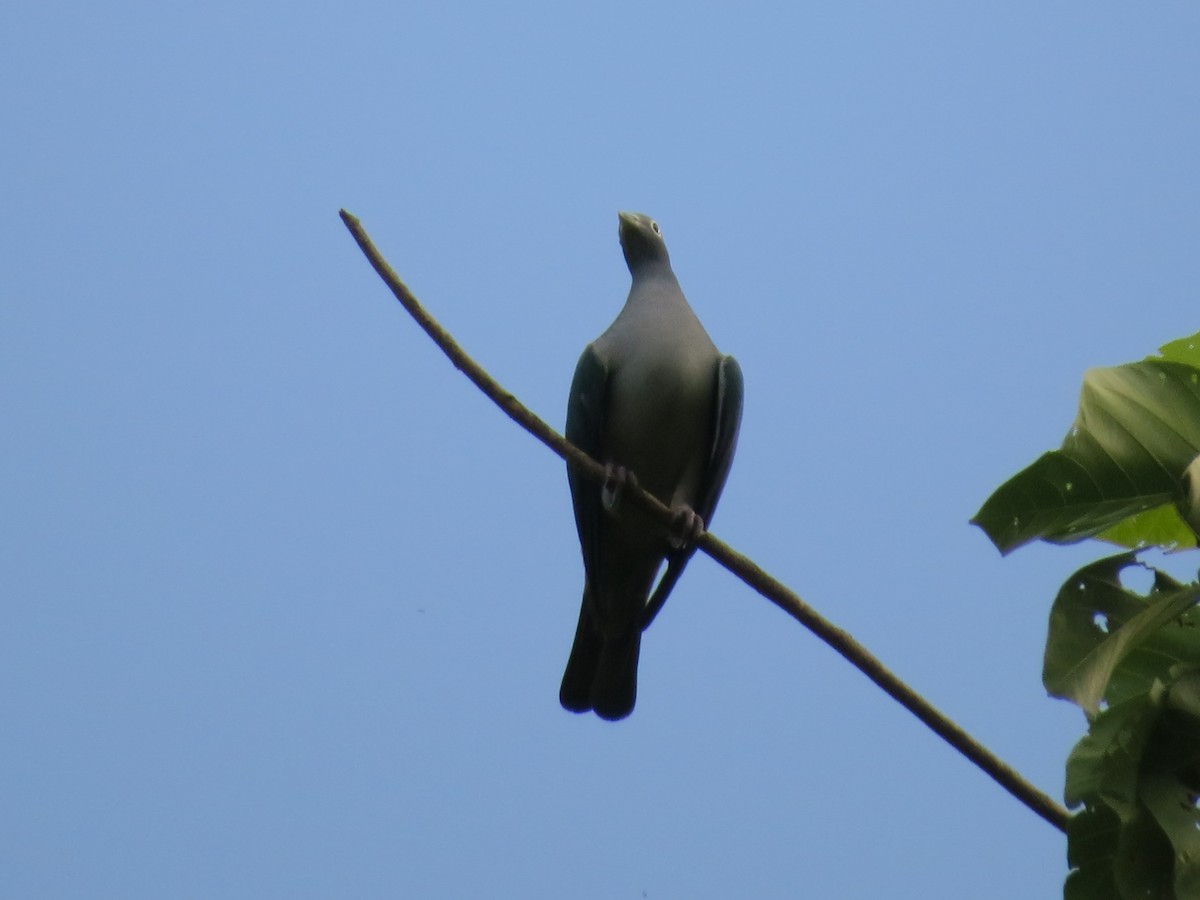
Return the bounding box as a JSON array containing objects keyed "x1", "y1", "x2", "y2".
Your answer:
[
  {"x1": 1120, "y1": 565, "x2": 1154, "y2": 596},
  {"x1": 1093, "y1": 612, "x2": 1110, "y2": 633}
]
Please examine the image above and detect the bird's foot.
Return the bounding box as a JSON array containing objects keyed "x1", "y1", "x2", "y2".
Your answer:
[
  {"x1": 667, "y1": 505, "x2": 705, "y2": 550},
  {"x1": 602, "y1": 464, "x2": 638, "y2": 512}
]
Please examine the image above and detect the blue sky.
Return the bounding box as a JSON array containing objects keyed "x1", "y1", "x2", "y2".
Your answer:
[{"x1": 4, "y1": 3, "x2": 1199, "y2": 897}]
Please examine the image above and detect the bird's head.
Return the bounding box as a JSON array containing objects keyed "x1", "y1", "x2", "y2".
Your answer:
[{"x1": 618, "y1": 211, "x2": 670, "y2": 272}]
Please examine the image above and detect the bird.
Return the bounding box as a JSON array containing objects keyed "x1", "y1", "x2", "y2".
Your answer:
[{"x1": 559, "y1": 211, "x2": 743, "y2": 721}]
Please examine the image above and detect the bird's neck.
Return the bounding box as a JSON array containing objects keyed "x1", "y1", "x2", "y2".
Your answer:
[{"x1": 628, "y1": 261, "x2": 678, "y2": 289}]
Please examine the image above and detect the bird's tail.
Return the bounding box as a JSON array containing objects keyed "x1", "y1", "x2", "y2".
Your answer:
[
  {"x1": 592, "y1": 627, "x2": 640, "y2": 721},
  {"x1": 560, "y1": 599, "x2": 600, "y2": 714},
  {"x1": 559, "y1": 595, "x2": 641, "y2": 721}
]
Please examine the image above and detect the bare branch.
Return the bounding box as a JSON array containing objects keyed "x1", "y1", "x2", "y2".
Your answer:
[{"x1": 339, "y1": 208, "x2": 1070, "y2": 834}]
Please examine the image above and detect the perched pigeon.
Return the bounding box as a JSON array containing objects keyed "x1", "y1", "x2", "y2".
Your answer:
[{"x1": 560, "y1": 211, "x2": 743, "y2": 720}]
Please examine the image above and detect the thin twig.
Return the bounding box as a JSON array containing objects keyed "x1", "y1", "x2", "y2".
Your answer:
[{"x1": 339, "y1": 208, "x2": 1070, "y2": 834}]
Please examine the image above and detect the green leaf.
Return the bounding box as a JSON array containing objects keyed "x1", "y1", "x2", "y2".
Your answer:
[
  {"x1": 1098, "y1": 504, "x2": 1197, "y2": 555},
  {"x1": 1158, "y1": 334, "x2": 1200, "y2": 369},
  {"x1": 1113, "y1": 805, "x2": 1175, "y2": 900},
  {"x1": 1064, "y1": 805, "x2": 1121, "y2": 900},
  {"x1": 1064, "y1": 691, "x2": 1177, "y2": 899},
  {"x1": 1044, "y1": 554, "x2": 1200, "y2": 717},
  {"x1": 973, "y1": 359, "x2": 1200, "y2": 554},
  {"x1": 1140, "y1": 690, "x2": 1200, "y2": 898},
  {"x1": 1065, "y1": 688, "x2": 1162, "y2": 815},
  {"x1": 1063, "y1": 672, "x2": 1200, "y2": 899}
]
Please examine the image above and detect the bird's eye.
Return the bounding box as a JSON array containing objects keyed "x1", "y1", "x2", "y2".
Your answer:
[{"x1": 651, "y1": 220, "x2": 661, "y2": 235}]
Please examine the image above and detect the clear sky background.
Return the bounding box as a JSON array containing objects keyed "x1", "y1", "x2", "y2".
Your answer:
[{"x1": 4, "y1": 3, "x2": 1199, "y2": 898}]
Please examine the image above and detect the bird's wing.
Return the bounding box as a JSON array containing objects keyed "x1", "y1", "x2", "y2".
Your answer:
[
  {"x1": 695, "y1": 354, "x2": 745, "y2": 525},
  {"x1": 566, "y1": 343, "x2": 610, "y2": 587},
  {"x1": 641, "y1": 354, "x2": 744, "y2": 629}
]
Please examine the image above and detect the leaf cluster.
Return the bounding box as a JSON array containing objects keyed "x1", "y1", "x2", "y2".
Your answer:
[
  {"x1": 1048, "y1": 555, "x2": 1200, "y2": 898},
  {"x1": 973, "y1": 335, "x2": 1200, "y2": 556},
  {"x1": 975, "y1": 334, "x2": 1200, "y2": 898}
]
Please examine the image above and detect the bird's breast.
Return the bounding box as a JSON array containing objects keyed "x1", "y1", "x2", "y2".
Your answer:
[{"x1": 604, "y1": 345, "x2": 715, "y2": 508}]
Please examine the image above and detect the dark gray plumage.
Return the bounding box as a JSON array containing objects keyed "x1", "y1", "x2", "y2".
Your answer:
[{"x1": 560, "y1": 211, "x2": 743, "y2": 721}]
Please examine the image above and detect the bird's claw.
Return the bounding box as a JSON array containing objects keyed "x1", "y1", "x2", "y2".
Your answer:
[
  {"x1": 602, "y1": 464, "x2": 638, "y2": 512},
  {"x1": 668, "y1": 505, "x2": 705, "y2": 550}
]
